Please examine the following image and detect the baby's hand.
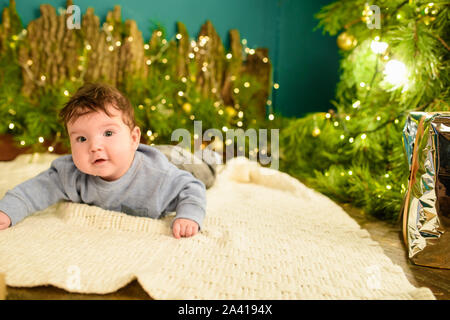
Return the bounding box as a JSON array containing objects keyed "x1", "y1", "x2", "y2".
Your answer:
[
  {"x1": 0, "y1": 211, "x2": 11, "y2": 230},
  {"x1": 172, "y1": 218, "x2": 199, "y2": 239}
]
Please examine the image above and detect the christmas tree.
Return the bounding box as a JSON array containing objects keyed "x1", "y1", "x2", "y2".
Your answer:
[{"x1": 280, "y1": 0, "x2": 449, "y2": 221}]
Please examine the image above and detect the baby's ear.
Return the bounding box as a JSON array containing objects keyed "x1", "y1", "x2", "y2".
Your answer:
[{"x1": 131, "y1": 126, "x2": 141, "y2": 149}]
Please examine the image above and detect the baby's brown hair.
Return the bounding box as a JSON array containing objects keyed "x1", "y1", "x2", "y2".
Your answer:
[{"x1": 59, "y1": 83, "x2": 136, "y2": 130}]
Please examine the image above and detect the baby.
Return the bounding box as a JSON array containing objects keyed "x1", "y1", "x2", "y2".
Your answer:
[{"x1": 0, "y1": 83, "x2": 206, "y2": 238}]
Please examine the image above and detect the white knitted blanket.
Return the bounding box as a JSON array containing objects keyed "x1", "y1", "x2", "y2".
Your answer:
[{"x1": 0, "y1": 153, "x2": 435, "y2": 299}]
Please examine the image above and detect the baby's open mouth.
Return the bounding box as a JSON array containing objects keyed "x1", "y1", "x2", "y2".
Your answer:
[{"x1": 93, "y1": 159, "x2": 107, "y2": 164}]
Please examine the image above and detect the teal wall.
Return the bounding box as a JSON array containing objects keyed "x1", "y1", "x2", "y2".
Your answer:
[{"x1": 1, "y1": 0, "x2": 339, "y2": 118}]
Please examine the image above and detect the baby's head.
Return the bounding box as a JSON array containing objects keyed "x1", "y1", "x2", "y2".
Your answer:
[{"x1": 59, "y1": 83, "x2": 141, "y2": 181}]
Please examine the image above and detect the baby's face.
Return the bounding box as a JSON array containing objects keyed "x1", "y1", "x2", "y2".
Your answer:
[{"x1": 67, "y1": 105, "x2": 141, "y2": 181}]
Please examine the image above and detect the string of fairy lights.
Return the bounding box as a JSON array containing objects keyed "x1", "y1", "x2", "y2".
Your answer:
[{"x1": 5, "y1": 14, "x2": 279, "y2": 153}]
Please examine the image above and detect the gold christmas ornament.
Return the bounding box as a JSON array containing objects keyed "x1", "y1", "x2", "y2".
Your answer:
[
  {"x1": 337, "y1": 32, "x2": 357, "y2": 51},
  {"x1": 182, "y1": 102, "x2": 192, "y2": 113}
]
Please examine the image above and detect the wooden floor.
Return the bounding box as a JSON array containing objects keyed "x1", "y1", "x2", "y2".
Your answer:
[
  {"x1": 340, "y1": 203, "x2": 450, "y2": 300},
  {"x1": 3, "y1": 203, "x2": 448, "y2": 300}
]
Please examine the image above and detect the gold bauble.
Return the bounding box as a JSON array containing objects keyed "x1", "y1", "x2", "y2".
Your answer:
[
  {"x1": 337, "y1": 32, "x2": 357, "y2": 51},
  {"x1": 182, "y1": 102, "x2": 192, "y2": 113}
]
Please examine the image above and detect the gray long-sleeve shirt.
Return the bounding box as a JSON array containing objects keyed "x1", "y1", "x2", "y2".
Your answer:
[{"x1": 0, "y1": 144, "x2": 206, "y2": 228}]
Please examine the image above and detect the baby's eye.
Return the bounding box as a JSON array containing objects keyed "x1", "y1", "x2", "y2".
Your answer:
[
  {"x1": 76, "y1": 136, "x2": 86, "y2": 143},
  {"x1": 104, "y1": 130, "x2": 114, "y2": 137}
]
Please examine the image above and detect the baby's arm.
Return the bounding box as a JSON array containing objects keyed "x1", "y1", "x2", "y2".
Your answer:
[
  {"x1": 0, "y1": 211, "x2": 11, "y2": 230},
  {"x1": 0, "y1": 159, "x2": 70, "y2": 227},
  {"x1": 160, "y1": 168, "x2": 206, "y2": 238}
]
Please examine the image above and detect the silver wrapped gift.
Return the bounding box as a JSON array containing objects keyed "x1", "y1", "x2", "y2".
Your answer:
[{"x1": 401, "y1": 111, "x2": 450, "y2": 269}]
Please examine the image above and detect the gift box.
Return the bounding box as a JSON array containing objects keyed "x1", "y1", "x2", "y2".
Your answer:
[{"x1": 402, "y1": 111, "x2": 450, "y2": 269}]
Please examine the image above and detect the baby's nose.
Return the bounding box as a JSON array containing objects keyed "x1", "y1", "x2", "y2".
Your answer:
[{"x1": 89, "y1": 139, "x2": 103, "y2": 152}]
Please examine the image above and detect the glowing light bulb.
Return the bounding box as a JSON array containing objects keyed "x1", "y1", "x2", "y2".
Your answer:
[
  {"x1": 384, "y1": 59, "x2": 408, "y2": 86},
  {"x1": 371, "y1": 40, "x2": 388, "y2": 54},
  {"x1": 268, "y1": 114, "x2": 275, "y2": 121}
]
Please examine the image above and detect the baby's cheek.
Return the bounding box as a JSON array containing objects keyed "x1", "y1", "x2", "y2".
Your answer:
[{"x1": 72, "y1": 154, "x2": 89, "y2": 174}]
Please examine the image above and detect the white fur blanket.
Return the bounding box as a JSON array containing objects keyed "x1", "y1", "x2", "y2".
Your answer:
[{"x1": 0, "y1": 153, "x2": 435, "y2": 299}]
